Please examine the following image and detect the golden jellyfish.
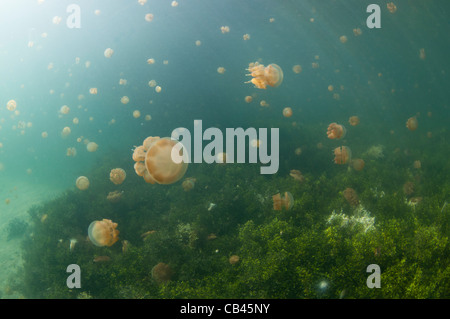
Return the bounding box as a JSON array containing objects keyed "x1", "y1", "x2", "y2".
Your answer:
[
  {"x1": 6, "y1": 100, "x2": 16, "y2": 111},
  {"x1": 290, "y1": 170, "x2": 304, "y2": 182},
  {"x1": 61, "y1": 126, "x2": 71, "y2": 138},
  {"x1": 353, "y1": 28, "x2": 362, "y2": 36},
  {"x1": 132, "y1": 136, "x2": 188, "y2": 185},
  {"x1": 351, "y1": 158, "x2": 365, "y2": 171},
  {"x1": 182, "y1": 177, "x2": 196, "y2": 192},
  {"x1": 343, "y1": 188, "x2": 359, "y2": 207},
  {"x1": 41, "y1": 131, "x2": 48, "y2": 138},
  {"x1": 339, "y1": 35, "x2": 348, "y2": 44},
  {"x1": 292, "y1": 64, "x2": 302, "y2": 74},
  {"x1": 217, "y1": 67, "x2": 226, "y2": 74},
  {"x1": 148, "y1": 80, "x2": 157, "y2": 87},
  {"x1": 119, "y1": 78, "x2": 127, "y2": 85},
  {"x1": 348, "y1": 116, "x2": 360, "y2": 126},
  {"x1": 413, "y1": 160, "x2": 421, "y2": 169},
  {"x1": 76, "y1": 176, "x2": 90, "y2": 190},
  {"x1": 244, "y1": 96, "x2": 253, "y2": 103},
  {"x1": 282, "y1": 107, "x2": 293, "y2": 118},
  {"x1": 328, "y1": 85, "x2": 334, "y2": 92},
  {"x1": 333, "y1": 146, "x2": 352, "y2": 165},
  {"x1": 220, "y1": 26, "x2": 230, "y2": 34},
  {"x1": 229, "y1": 255, "x2": 240, "y2": 265},
  {"x1": 133, "y1": 110, "x2": 141, "y2": 118},
  {"x1": 88, "y1": 219, "x2": 119, "y2": 247},
  {"x1": 419, "y1": 48, "x2": 426, "y2": 60},
  {"x1": 145, "y1": 13, "x2": 154, "y2": 22},
  {"x1": 147, "y1": 58, "x2": 155, "y2": 64},
  {"x1": 138, "y1": 0, "x2": 147, "y2": 5},
  {"x1": 387, "y1": 2, "x2": 397, "y2": 13},
  {"x1": 155, "y1": 86, "x2": 162, "y2": 93},
  {"x1": 151, "y1": 262, "x2": 173, "y2": 285},
  {"x1": 107, "y1": 190, "x2": 123, "y2": 203},
  {"x1": 243, "y1": 33, "x2": 250, "y2": 40},
  {"x1": 104, "y1": 48, "x2": 114, "y2": 58},
  {"x1": 73, "y1": 117, "x2": 79, "y2": 124},
  {"x1": 110, "y1": 168, "x2": 126, "y2": 185},
  {"x1": 66, "y1": 147, "x2": 77, "y2": 157},
  {"x1": 403, "y1": 181, "x2": 414, "y2": 195},
  {"x1": 195, "y1": 40, "x2": 202, "y2": 46},
  {"x1": 89, "y1": 88, "x2": 98, "y2": 95},
  {"x1": 145, "y1": 114, "x2": 152, "y2": 121},
  {"x1": 121, "y1": 96, "x2": 130, "y2": 104},
  {"x1": 86, "y1": 142, "x2": 98, "y2": 152},
  {"x1": 294, "y1": 147, "x2": 302, "y2": 156},
  {"x1": 246, "y1": 62, "x2": 283, "y2": 89},
  {"x1": 60, "y1": 105, "x2": 70, "y2": 114},
  {"x1": 327, "y1": 123, "x2": 346, "y2": 139},
  {"x1": 260, "y1": 100, "x2": 269, "y2": 107},
  {"x1": 171, "y1": 1, "x2": 178, "y2": 7},
  {"x1": 272, "y1": 191, "x2": 294, "y2": 210},
  {"x1": 406, "y1": 117, "x2": 418, "y2": 131}
]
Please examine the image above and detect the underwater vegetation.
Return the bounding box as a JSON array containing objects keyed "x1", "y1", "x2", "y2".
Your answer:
[
  {"x1": 7, "y1": 124, "x2": 449, "y2": 299},
  {"x1": 5, "y1": 218, "x2": 28, "y2": 241}
]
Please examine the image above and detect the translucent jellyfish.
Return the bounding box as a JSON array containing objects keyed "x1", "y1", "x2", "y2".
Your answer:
[
  {"x1": 246, "y1": 62, "x2": 283, "y2": 89},
  {"x1": 133, "y1": 110, "x2": 141, "y2": 118},
  {"x1": 138, "y1": 0, "x2": 147, "y2": 5},
  {"x1": 147, "y1": 58, "x2": 155, "y2": 64},
  {"x1": 88, "y1": 219, "x2": 119, "y2": 247},
  {"x1": 229, "y1": 255, "x2": 240, "y2": 265},
  {"x1": 76, "y1": 176, "x2": 90, "y2": 190},
  {"x1": 89, "y1": 88, "x2": 98, "y2": 95},
  {"x1": 151, "y1": 262, "x2": 173, "y2": 285},
  {"x1": 343, "y1": 188, "x2": 359, "y2": 206},
  {"x1": 104, "y1": 48, "x2": 114, "y2": 58},
  {"x1": 243, "y1": 34, "x2": 250, "y2": 41},
  {"x1": 272, "y1": 191, "x2": 294, "y2": 210},
  {"x1": 333, "y1": 146, "x2": 352, "y2": 165},
  {"x1": 148, "y1": 80, "x2": 157, "y2": 87},
  {"x1": 145, "y1": 13, "x2": 154, "y2": 22},
  {"x1": 413, "y1": 160, "x2": 421, "y2": 169},
  {"x1": 387, "y1": 2, "x2": 397, "y2": 13},
  {"x1": 145, "y1": 114, "x2": 152, "y2": 121},
  {"x1": 86, "y1": 142, "x2": 98, "y2": 152},
  {"x1": 52, "y1": 16, "x2": 62, "y2": 24},
  {"x1": 121, "y1": 96, "x2": 130, "y2": 104},
  {"x1": 60, "y1": 105, "x2": 70, "y2": 114},
  {"x1": 283, "y1": 107, "x2": 293, "y2": 118},
  {"x1": 171, "y1": 1, "x2": 178, "y2": 7},
  {"x1": 195, "y1": 40, "x2": 202, "y2": 46},
  {"x1": 182, "y1": 177, "x2": 196, "y2": 191},
  {"x1": 6, "y1": 100, "x2": 17, "y2": 111},
  {"x1": 244, "y1": 96, "x2": 253, "y2": 103},
  {"x1": 41, "y1": 131, "x2": 48, "y2": 138},
  {"x1": 73, "y1": 117, "x2": 79, "y2": 124},
  {"x1": 351, "y1": 158, "x2": 365, "y2": 171},
  {"x1": 220, "y1": 26, "x2": 230, "y2": 34},
  {"x1": 61, "y1": 126, "x2": 71, "y2": 138},
  {"x1": 348, "y1": 116, "x2": 360, "y2": 126},
  {"x1": 419, "y1": 48, "x2": 426, "y2": 60},
  {"x1": 132, "y1": 136, "x2": 188, "y2": 185},
  {"x1": 110, "y1": 168, "x2": 126, "y2": 185},
  {"x1": 155, "y1": 86, "x2": 162, "y2": 93},
  {"x1": 119, "y1": 78, "x2": 127, "y2": 85},
  {"x1": 406, "y1": 117, "x2": 418, "y2": 131},
  {"x1": 339, "y1": 35, "x2": 348, "y2": 44},
  {"x1": 292, "y1": 65, "x2": 302, "y2": 74},
  {"x1": 327, "y1": 123, "x2": 346, "y2": 139},
  {"x1": 66, "y1": 147, "x2": 77, "y2": 157},
  {"x1": 107, "y1": 190, "x2": 123, "y2": 203},
  {"x1": 217, "y1": 67, "x2": 226, "y2": 74}
]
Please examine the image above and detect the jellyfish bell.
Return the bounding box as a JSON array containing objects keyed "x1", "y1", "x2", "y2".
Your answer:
[
  {"x1": 110, "y1": 168, "x2": 126, "y2": 185},
  {"x1": 88, "y1": 219, "x2": 119, "y2": 247},
  {"x1": 182, "y1": 177, "x2": 196, "y2": 191},
  {"x1": 406, "y1": 117, "x2": 418, "y2": 131},
  {"x1": 333, "y1": 146, "x2": 352, "y2": 165},
  {"x1": 272, "y1": 191, "x2": 294, "y2": 210},
  {"x1": 86, "y1": 142, "x2": 98, "y2": 152},
  {"x1": 351, "y1": 158, "x2": 365, "y2": 171},
  {"x1": 104, "y1": 48, "x2": 114, "y2": 58},
  {"x1": 76, "y1": 176, "x2": 90, "y2": 190},
  {"x1": 246, "y1": 62, "x2": 283, "y2": 89},
  {"x1": 348, "y1": 116, "x2": 360, "y2": 126},
  {"x1": 283, "y1": 107, "x2": 293, "y2": 118},
  {"x1": 151, "y1": 262, "x2": 173, "y2": 285},
  {"x1": 327, "y1": 123, "x2": 346, "y2": 139}
]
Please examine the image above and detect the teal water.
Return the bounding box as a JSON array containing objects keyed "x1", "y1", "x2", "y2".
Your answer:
[{"x1": 0, "y1": 0, "x2": 448, "y2": 299}]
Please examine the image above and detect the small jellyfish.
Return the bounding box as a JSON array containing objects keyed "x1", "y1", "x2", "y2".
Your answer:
[
  {"x1": 289, "y1": 170, "x2": 304, "y2": 182},
  {"x1": 195, "y1": 40, "x2": 202, "y2": 46},
  {"x1": 76, "y1": 176, "x2": 90, "y2": 190},
  {"x1": 6, "y1": 100, "x2": 17, "y2": 111},
  {"x1": 61, "y1": 126, "x2": 71, "y2": 138},
  {"x1": 246, "y1": 62, "x2": 283, "y2": 89},
  {"x1": 60, "y1": 105, "x2": 70, "y2": 114},
  {"x1": 244, "y1": 96, "x2": 253, "y2": 103},
  {"x1": 220, "y1": 26, "x2": 230, "y2": 34},
  {"x1": 155, "y1": 86, "x2": 162, "y2": 93},
  {"x1": 104, "y1": 48, "x2": 114, "y2": 58},
  {"x1": 348, "y1": 116, "x2": 360, "y2": 126},
  {"x1": 387, "y1": 2, "x2": 397, "y2": 13},
  {"x1": 121, "y1": 96, "x2": 129, "y2": 104},
  {"x1": 151, "y1": 262, "x2": 173, "y2": 285},
  {"x1": 229, "y1": 255, "x2": 240, "y2": 265},
  {"x1": 171, "y1": 1, "x2": 178, "y2": 7},
  {"x1": 145, "y1": 13, "x2": 154, "y2": 22},
  {"x1": 86, "y1": 142, "x2": 98, "y2": 152},
  {"x1": 145, "y1": 114, "x2": 152, "y2": 121},
  {"x1": 343, "y1": 188, "x2": 359, "y2": 206},
  {"x1": 217, "y1": 67, "x2": 226, "y2": 74},
  {"x1": 282, "y1": 107, "x2": 293, "y2": 118},
  {"x1": 243, "y1": 34, "x2": 250, "y2": 41},
  {"x1": 148, "y1": 80, "x2": 157, "y2": 87},
  {"x1": 327, "y1": 123, "x2": 346, "y2": 139},
  {"x1": 147, "y1": 58, "x2": 155, "y2": 64},
  {"x1": 41, "y1": 131, "x2": 48, "y2": 138},
  {"x1": 182, "y1": 177, "x2": 196, "y2": 191},
  {"x1": 107, "y1": 190, "x2": 123, "y2": 203},
  {"x1": 272, "y1": 191, "x2": 294, "y2": 210},
  {"x1": 351, "y1": 158, "x2": 365, "y2": 171},
  {"x1": 133, "y1": 110, "x2": 141, "y2": 118},
  {"x1": 406, "y1": 117, "x2": 418, "y2": 131},
  {"x1": 88, "y1": 219, "x2": 119, "y2": 247},
  {"x1": 292, "y1": 65, "x2": 302, "y2": 74},
  {"x1": 339, "y1": 35, "x2": 348, "y2": 43},
  {"x1": 89, "y1": 88, "x2": 98, "y2": 95},
  {"x1": 413, "y1": 160, "x2": 421, "y2": 169},
  {"x1": 110, "y1": 168, "x2": 126, "y2": 185},
  {"x1": 333, "y1": 146, "x2": 352, "y2": 165}
]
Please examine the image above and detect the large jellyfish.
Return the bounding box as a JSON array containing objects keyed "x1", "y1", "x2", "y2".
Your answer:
[
  {"x1": 132, "y1": 136, "x2": 188, "y2": 185},
  {"x1": 333, "y1": 146, "x2": 352, "y2": 164},
  {"x1": 272, "y1": 191, "x2": 294, "y2": 210},
  {"x1": 246, "y1": 62, "x2": 283, "y2": 89}
]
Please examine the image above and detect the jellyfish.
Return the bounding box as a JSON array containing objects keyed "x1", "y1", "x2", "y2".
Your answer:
[
  {"x1": 217, "y1": 67, "x2": 226, "y2": 74},
  {"x1": 413, "y1": 160, "x2": 421, "y2": 169},
  {"x1": 148, "y1": 80, "x2": 157, "y2": 87},
  {"x1": 41, "y1": 131, "x2": 48, "y2": 138},
  {"x1": 244, "y1": 96, "x2": 253, "y2": 103},
  {"x1": 151, "y1": 262, "x2": 173, "y2": 284},
  {"x1": 292, "y1": 65, "x2": 302, "y2": 74},
  {"x1": 348, "y1": 116, "x2": 360, "y2": 126},
  {"x1": 171, "y1": 1, "x2": 178, "y2": 7},
  {"x1": 88, "y1": 219, "x2": 119, "y2": 247},
  {"x1": 147, "y1": 58, "x2": 155, "y2": 64},
  {"x1": 76, "y1": 176, "x2": 90, "y2": 190},
  {"x1": 104, "y1": 48, "x2": 114, "y2": 58},
  {"x1": 333, "y1": 146, "x2": 352, "y2": 165},
  {"x1": 107, "y1": 190, "x2": 123, "y2": 203},
  {"x1": 110, "y1": 168, "x2": 126, "y2": 185},
  {"x1": 283, "y1": 107, "x2": 293, "y2": 118},
  {"x1": 61, "y1": 126, "x2": 71, "y2": 138},
  {"x1": 60, "y1": 105, "x2": 70, "y2": 114},
  {"x1": 121, "y1": 96, "x2": 130, "y2": 104},
  {"x1": 132, "y1": 136, "x2": 188, "y2": 185},
  {"x1": 86, "y1": 142, "x2": 98, "y2": 152},
  {"x1": 145, "y1": 13, "x2": 154, "y2": 22},
  {"x1": 89, "y1": 88, "x2": 98, "y2": 95},
  {"x1": 339, "y1": 35, "x2": 348, "y2": 43},
  {"x1": 145, "y1": 114, "x2": 152, "y2": 121},
  {"x1": 289, "y1": 170, "x2": 304, "y2": 182},
  {"x1": 182, "y1": 177, "x2": 196, "y2": 191},
  {"x1": 155, "y1": 86, "x2": 162, "y2": 93},
  {"x1": 351, "y1": 158, "x2": 365, "y2": 171},
  {"x1": 387, "y1": 2, "x2": 397, "y2": 13},
  {"x1": 246, "y1": 62, "x2": 283, "y2": 89},
  {"x1": 243, "y1": 34, "x2": 250, "y2": 40},
  {"x1": 327, "y1": 123, "x2": 346, "y2": 139},
  {"x1": 343, "y1": 188, "x2": 359, "y2": 206},
  {"x1": 229, "y1": 255, "x2": 240, "y2": 265},
  {"x1": 220, "y1": 26, "x2": 230, "y2": 34},
  {"x1": 195, "y1": 40, "x2": 202, "y2": 46},
  {"x1": 6, "y1": 100, "x2": 17, "y2": 111},
  {"x1": 406, "y1": 117, "x2": 418, "y2": 131},
  {"x1": 272, "y1": 191, "x2": 294, "y2": 210},
  {"x1": 133, "y1": 110, "x2": 141, "y2": 118}
]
